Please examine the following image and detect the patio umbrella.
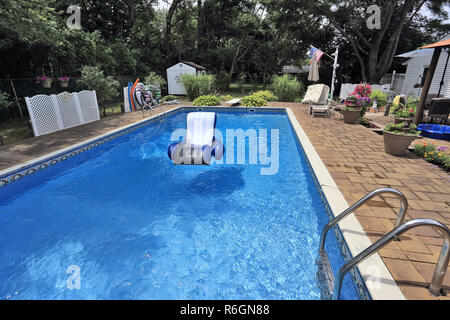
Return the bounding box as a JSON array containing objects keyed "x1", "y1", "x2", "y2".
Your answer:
[{"x1": 308, "y1": 59, "x2": 320, "y2": 82}]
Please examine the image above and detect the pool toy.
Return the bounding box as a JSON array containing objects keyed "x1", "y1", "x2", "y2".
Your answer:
[
  {"x1": 168, "y1": 112, "x2": 224, "y2": 165},
  {"x1": 130, "y1": 79, "x2": 140, "y2": 111},
  {"x1": 418, "y1": 124, "x2": 450, "y2": 141}
]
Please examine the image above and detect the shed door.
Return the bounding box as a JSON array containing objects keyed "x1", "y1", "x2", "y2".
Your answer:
[{"x1": 167, "y1": 64, "x2": 196, "y2": 95}]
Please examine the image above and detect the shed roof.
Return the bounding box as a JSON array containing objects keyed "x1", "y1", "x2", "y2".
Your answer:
[{"x1": 180, "y1": 61, "x2": 207, "y2": 70}]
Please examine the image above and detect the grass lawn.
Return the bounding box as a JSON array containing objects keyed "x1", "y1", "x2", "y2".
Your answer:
[
  {"x1": 101, "y1": 101, "x2": 123, "y2": 117},
  {"x1": 0, "y1": 119, "x2": 33, "y2": 145},
  {"x1": 228, "y1": 83, "x2": 264, "y2": 96}
]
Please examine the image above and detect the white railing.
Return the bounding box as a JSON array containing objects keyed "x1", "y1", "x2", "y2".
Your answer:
[{"x1": 25, "y1": 91, "x2": 100, "y2": 136}]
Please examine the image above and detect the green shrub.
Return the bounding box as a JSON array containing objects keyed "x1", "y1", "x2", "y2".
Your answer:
[
  {"x1": 144, "y1": 72, "x2": 166, "y2": 87},
  {"x1": 370, "y1": 89, "x2": 387, "y2": 106},
  {"x1": 252, "y1": 90, "x2": 277, "y2": 102},
  {"x1": 193, "y1": 95, "x2": 220, "y2": 106},
  {"x1": 77, "y1": 66, "x2": 120, "y2": 117},
  {"x1": 395, "y1": 108, "x2": 415, "y2": 118},
  {"x1": 163, "y1": 95, "x2": 177, "y2": 102},
  {"x1": 180, "y1": 74, "x2": 215, "y2": 100},
  {"x1": 359, "y1": 117, "x2": 370, "y2": 126},
  {"x1": 384, "y1": 122, "x2": 419, "y2": 135},
  {"x1": 215, "y1": 70, "x2": 230, "y2": 92},
  {"x1": 0, "y1": 91, "x2": 13, "y2": 123},
  {"x1": 242, "y1": 95, "x2": 267, "y2": 107},
  {"x1": 270, "y1": 75, "x2": 302, "y2": 102},
  {"x1": 219, "y1": 94, "x2": 233, "y2": 101}
]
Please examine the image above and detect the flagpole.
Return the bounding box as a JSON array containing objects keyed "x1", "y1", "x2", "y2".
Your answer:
[{"x1": 329, "y1": 46, "x2": 339, "y2": 103}]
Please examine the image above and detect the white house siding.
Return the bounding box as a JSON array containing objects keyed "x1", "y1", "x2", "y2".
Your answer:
[
  {"x1": 446, "y1": 78, "x2": 450, "y2": 98},
  {"x1": 401, "y1": 52, "x2": 450, "y2": 97},
  {"x1": 401, "y1": 34, "x2": 450, "y2": 97}
]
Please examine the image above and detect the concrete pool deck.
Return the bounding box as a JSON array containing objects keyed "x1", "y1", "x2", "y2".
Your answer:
[{"x1": 0, "y1": 102, "x2": 449, "y2": 300}]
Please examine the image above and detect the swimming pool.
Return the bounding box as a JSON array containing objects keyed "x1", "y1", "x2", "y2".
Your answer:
[{"x1": 0, "y1": 108, "x2": 366, "y2": 300}]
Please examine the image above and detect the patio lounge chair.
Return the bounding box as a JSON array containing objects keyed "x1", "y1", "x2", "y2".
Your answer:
[
  {"x1": 168, "y1": 112, "x2": 224, "y2": 165},
  {"x1": 226, "y1": 98, "x2": 241, "y2": 106},
  {"x1": 302, "y1": 84, "x2": 331, "y2": 117},
  {"x1": 424, "y1": 98, "x2": 450, "y2": 124}
]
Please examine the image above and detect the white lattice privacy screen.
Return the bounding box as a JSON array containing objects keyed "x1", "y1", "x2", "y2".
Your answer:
[{"x1": 25, "y1": 91, "x2": 100, "y2": 136}]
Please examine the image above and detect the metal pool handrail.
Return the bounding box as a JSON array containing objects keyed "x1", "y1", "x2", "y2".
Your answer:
[
  {"x1": 319, "y1": 188, "x2": 408, "y2": 252},
  {"x1": 333, "y1": 218, "x2": 450, "y2": 299}
]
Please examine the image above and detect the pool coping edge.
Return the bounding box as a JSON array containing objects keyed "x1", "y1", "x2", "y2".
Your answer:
[{"x1": 285, "y1": 107, "x2": 405, "y2": 300}]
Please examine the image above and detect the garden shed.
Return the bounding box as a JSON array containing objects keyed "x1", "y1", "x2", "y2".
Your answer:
[{"x1": 166, "y1": 61, "x2": 207, "y2": 95}]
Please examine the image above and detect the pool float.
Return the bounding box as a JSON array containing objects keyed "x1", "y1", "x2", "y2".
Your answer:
[
  {"x1": 418, "y1": 124, "x2": 450, "y2": 141},
  {"x1": 168, "y1": 112, "x2": 224, "y2": 165},
  {"x1": 130, "y1": 79, "x2": 140, "y2": 111}
]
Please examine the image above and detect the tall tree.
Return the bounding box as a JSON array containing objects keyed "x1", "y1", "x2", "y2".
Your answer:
[
  {"x1": 165, "y1": 0, "x2": 183, "y2": 63},
  {"x1": 313, "y1": 0, "x2": 450, "y2": 83}
]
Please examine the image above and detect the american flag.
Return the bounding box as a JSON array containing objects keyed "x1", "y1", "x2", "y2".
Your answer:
[{"x1": 310, "y1": 46, "x2": 324, "y2": 64}]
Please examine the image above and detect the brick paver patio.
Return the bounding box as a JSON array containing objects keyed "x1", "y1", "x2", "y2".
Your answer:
[
  {"x1": 285, "y1": 103, "x2": 450, "y2": 300},
  {"x1": 1, "y1": 102, "x2": 449, "y2": 300}
]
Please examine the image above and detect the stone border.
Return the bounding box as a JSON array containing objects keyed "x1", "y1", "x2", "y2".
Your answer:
[{"x1": 285, "y1": 107, "x2": 405, "y2": 300}]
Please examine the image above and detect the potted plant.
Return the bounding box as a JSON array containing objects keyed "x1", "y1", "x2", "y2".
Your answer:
[
  {"x1": 383, "y1": 122, "x2": 421, "y2": 156},
  {"x1": 342, "y1": 97, "x2": 362, "y2": 124},
  {"x1": 394, "y1": 107, "x2": 415, "y2": 125},
  {"x1": 58, "y1": 76, "x2": 70, "y2": 87},
  {"x1": 36, "y1": 76, "x2": 53, "y2": 88},
  {"x1": 342, "y1": 83, "x2": 372, "y2": 124},
  {"x1": 342, "y1": 96, "x2": 372, "y2": 124},
  {"x1": 394, "y1": 98, "x2": 417, "y2": 125}
]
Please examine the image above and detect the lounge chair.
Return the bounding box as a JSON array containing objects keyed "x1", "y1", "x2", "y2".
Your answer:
[
  {"x1": 168, "y1": 112, "x2": 224, "y2": 165},
  {"x1": 302, "y1": 84, "x2": 331, "y2": 117},
  {"x1": 424, "y1": 98, "x2": 450, "y2": 124},
  {"x1": 226, "y1": 98, "x2": 241, "y2": 106}
]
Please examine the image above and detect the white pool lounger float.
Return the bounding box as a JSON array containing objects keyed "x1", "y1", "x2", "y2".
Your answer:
[{"x1": 168, "y1": 112, "x2": 224, "y2": 165}]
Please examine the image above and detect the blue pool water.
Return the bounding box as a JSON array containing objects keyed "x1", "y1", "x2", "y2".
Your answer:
[{"x1": 0, "y1": 110, "x2": 361, "y2": 300}]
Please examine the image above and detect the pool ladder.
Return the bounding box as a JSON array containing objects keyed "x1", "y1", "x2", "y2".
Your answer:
[
  {"x1": 141, "y1": 92, "x2": 166, "y2": 123},
  {"x1": 317, "y1": 187, "x2": 450, "y2": 300}
]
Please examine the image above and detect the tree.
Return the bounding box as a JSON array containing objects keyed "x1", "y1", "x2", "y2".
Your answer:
[
  {"x1": 313, "y1": 0, "x2": 450, "y2": 83},
  {"x1": 165, "y1": 0, "x2": 184, "y2": 63},
  {"x1": 77, "y1": 66, "x2": 120, "y2": 117}
]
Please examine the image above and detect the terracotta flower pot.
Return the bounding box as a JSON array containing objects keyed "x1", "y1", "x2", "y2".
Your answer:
[
  {"x1": 383, "y1": 130, "x2": 421, "y2": 156},
  {"x1": 342, "y1": 110, "x2": 360, "y2": 124}
]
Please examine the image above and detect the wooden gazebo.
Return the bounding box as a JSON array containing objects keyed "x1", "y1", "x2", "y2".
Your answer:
[{"x1": 414, "y1": 39, "x2": 450, "y2": 125}]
